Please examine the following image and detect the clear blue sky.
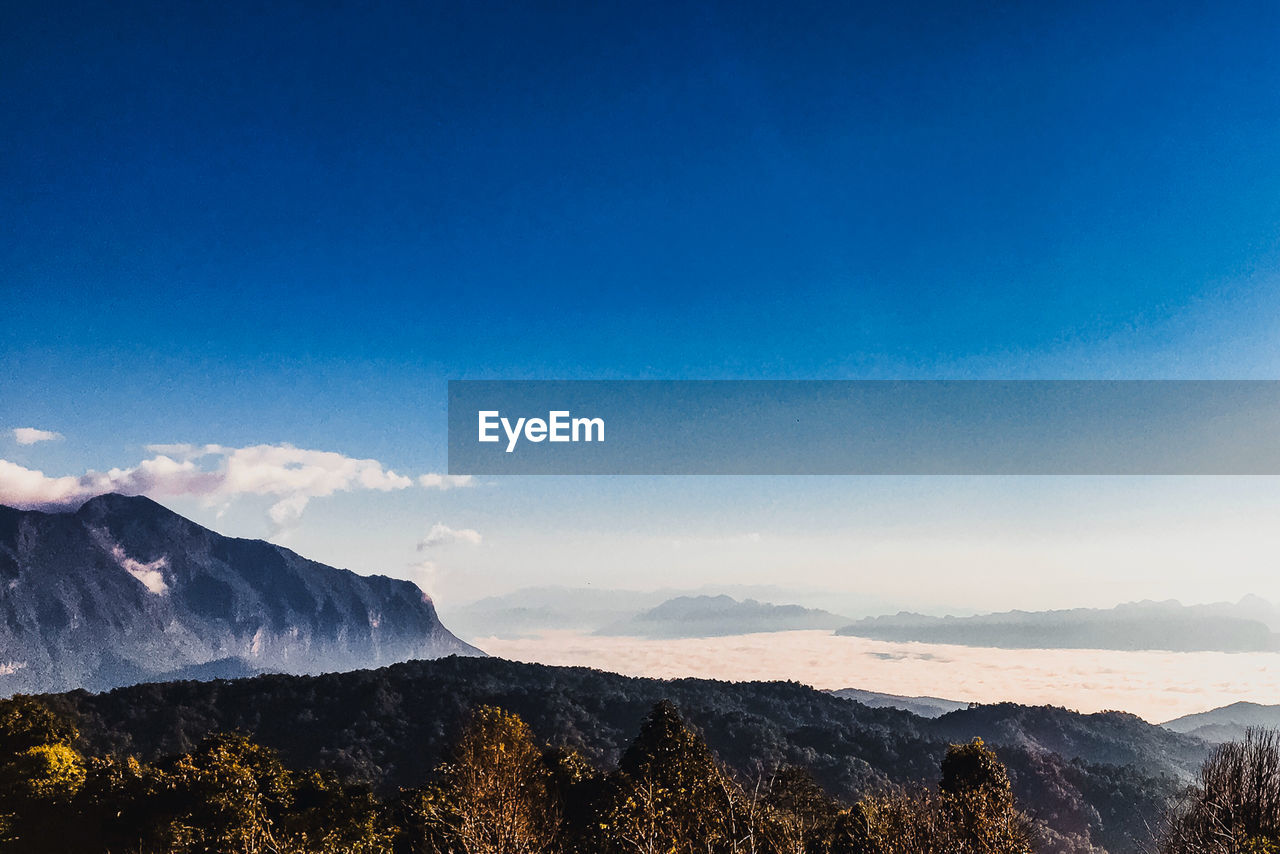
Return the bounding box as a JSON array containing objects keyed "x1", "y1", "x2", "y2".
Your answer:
[{"x1": 4, "y1": 0, "x2": 1280, "y2": 608}]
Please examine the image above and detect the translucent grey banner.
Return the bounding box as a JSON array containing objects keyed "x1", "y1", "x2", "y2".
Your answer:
[{"x1": 447, "y1": 381, "x2": 1280, "y2": 475}]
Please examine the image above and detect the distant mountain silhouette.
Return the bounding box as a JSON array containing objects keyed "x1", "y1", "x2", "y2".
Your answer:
[
  {"x1": 0, "y1": 494, "x2": 480, "y2": 695},
  {"x1": 595, "y1": 594, "x2": 849, "y2": 638},
  {"x1": 836, "y1": 598, "x2": 1280, "y2": 652},
  {"x1": 1162, "y1": 701, "x2": 1280, "y2": 743},
  {"x1": 831, "y1": 687, "x2": 969, "y2": 718},
  {"x1": 444, "y1": 585, "x2": 906, "y2": 640},
  {"x1": 443, "y1": 585, "x2": 675, "y2": 639}
]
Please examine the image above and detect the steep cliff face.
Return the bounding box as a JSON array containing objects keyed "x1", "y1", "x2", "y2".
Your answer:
[{"x1": 0, "y1": 493, "x2": 481, "y2": 695}]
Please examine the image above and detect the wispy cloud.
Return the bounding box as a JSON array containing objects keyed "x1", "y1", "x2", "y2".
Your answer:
[
  {"x1": 0, "y1": 455, "x2": 218, "y2": 510},
  {"x1": 0, "y1": 443, "x2": 460, "y2": 535},
  {"x1": 89, "y1": 528, "x2": 170, "y2": 595},
  {"x1": 418, "y1": 522, "x2": 483, "y2": 549},
  {"x1": 406, "y1": 559, "x2": 442, "y2": 599},
  {"x1": 418, "y1": 473, "x2": 474, "y2": 490},
  {"x1": 12, "y1": 428, "x2": 63, "y2": 446}
]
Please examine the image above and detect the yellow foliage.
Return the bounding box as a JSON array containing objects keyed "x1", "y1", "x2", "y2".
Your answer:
[{"x1": 3, "y1": 742, "x2": 86, "y2": 802}]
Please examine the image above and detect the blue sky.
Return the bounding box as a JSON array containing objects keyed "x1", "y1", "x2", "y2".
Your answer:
[{"x1": 4, "y1": 0, "x2": 1280, "y2": 609}]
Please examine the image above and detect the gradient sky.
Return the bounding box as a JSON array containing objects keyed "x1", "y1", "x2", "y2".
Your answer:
[{"x1": 4, "y1": 0, "x2": 1280, "y2": 609}]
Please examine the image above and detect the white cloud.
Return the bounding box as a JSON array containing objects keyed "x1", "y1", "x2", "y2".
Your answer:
[
  {"x1": 145, "y1": 443, "x2": 221, "y2": 460},
  {"x1": 85, "y1": 527, "x2": 170, "y2": 594},
  {"x1": 266, "y1": 493, "x2": 311, "y2": 537},
  {"x1": 0, "y1": 443, "x2": 417, "y2": 534},
  {"x1": 476, "y1": 630, "x2": 1280, "y2": 723},
  {"x1": 214, "y1": 444, "x2": 412, "y2": 499},
  {"x1": 418, "y1": 473, "x2": 474, "y2": 490},
  {"x1": 111, "y1": 545, "x2": 169, "y2": 595},
  {"x1": 0, "y1": 460, "x2": 86, "y2": 506},
  {"x1": 12, "y1": 428, "x2": 63, "y2": 445},
  {"x1": 418, "y1": 522, "x2": 483, "y2": 549},
  {"x1": 406, "y1": 559, "x2": 441, "y2": 599}
]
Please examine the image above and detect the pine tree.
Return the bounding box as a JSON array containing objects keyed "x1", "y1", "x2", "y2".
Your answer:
[
  {"x1": 597, "y1": 700, "x2": 738, "y2": 854},
  {"x1": 940, "y1": 738, "x2": 1033, "y2": 853}
]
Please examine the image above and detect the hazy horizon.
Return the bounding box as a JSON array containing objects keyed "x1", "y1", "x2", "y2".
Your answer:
[{"x1": 4, "y1": 485, "x2": 1279, "y2": 618}]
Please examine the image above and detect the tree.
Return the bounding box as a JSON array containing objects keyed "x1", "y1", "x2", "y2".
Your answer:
[
  {"x1": 410, "y1": 705, "x2": 557, "y2": 854},
  {"x1": 76, "y1": 754, "x2": 166, "y2": 854},
  {"x1": 543, "y1": 745, "x2": 604, "y2": 853},
  {"x1": 0, "y1": 697, "x2": 86, "y2": 851},
  {"x1": 757, "y1": 766, "x2": 840, "y2": 854},
  {"x1": 835, "y1": 740, "x2": 1033, "y2": 854},
  {"x1": 597, "y1": 700, "x2": 738, "y2": 854},
  {"x1": 835, "y1": 786, "x2": 956, "y2": 854},
  {"x1": 154, "y1": 732, "x2": 295, "y2": 854},
  {"x1": 0, "y1": 697, "x2": 79, "y2": 757},
  {"x1": 1161, "y1": 728, "x2": 1280, "y2": 854},
  {"x1": 1, "y1": 742, "x2": 86, "y2": 802},
  {"x1": 283, "y1": 770, "x2": 396, "y2": 854},
  {"x1": 940, "y1": 738, "x2": 1033, "y2": 853}
]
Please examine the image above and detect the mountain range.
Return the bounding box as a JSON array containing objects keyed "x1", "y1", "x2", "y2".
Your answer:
[
  {"x1": 1162, "y1": 701, "x2": 1280, "y2": 743},
  {"x1": 442, "y1": 584, "x2": 908, "y2": 639},
  {"x1": 829, "y1": 687, "x2": 970, "y2": 718},
  {"x1": 836, "y1": 597, "x2": 1280, "y2": 652},
  {"x1": 595, "y1": 594, "x2": 849, "y2": 638},
  {"x1": 0, "y1": 494, "x2": 479, "y2": 696},
  {"x1": 440, "y1": 585, "x2": 675, "y2": 639}
]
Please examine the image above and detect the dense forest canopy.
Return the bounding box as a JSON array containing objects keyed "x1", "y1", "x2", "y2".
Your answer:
[
  {"x1": 4, "y1": 683, "x2": 1274, "y2": 853},
  {"x1": 0, "y1": 692, "x2": 1038, "y2": 853},
  {"x1": 5, "y1": 656, "x2": 1204, "y2": 852}
]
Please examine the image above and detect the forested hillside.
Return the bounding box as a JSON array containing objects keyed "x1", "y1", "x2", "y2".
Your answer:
[
  {"x1": 32, "y1": 656, "x2": 1197, "y2": 852},
  {"x1": 0, "y1": 693, "x2": 1053, "y2": 853}
]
